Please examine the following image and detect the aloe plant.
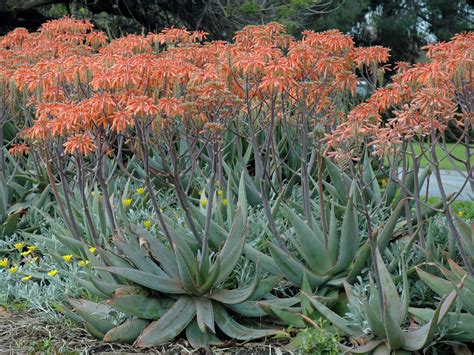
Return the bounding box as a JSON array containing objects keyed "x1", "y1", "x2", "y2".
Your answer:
[
  {"x1": 48, "y1": 173, "x2": 288, "y2": 349},
  {"x1": 411, "y1": 214, "x2": 474, "y2": 342},
  {"x1": 303, "y1": 250, "x2": 458, "y2": 353}
]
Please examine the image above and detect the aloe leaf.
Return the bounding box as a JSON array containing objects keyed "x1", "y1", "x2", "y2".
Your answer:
[
  {"x1": 416, "y1": 267, "x2": 454, "y2": 297},
  {"x1": 90, "y1": 277, "x2": 127, "y2": 298},
  {"x1": 361, "y1": 298, "x2": 385, "y2": 337},
  {"x1": 300, "y1": 273, "x2": 313, "y2": 316},
  {"x1": 225, "y1": 301, "x2": 267, "y2": 317},
  {"x1": 327, "y1": 203, "x2": 339, "y2": 265},
  {"x1": 208, "y1": 265, "x2": 259, "y2": 304},
  {"x1": 404, "y1": 290, "x2": 457, "y2": 351},
  {"x1": 100, "y1": 267, "x2": 185, "y2": 294},
  {"x1": 185, "y1": 319, "x2": 224, "y2": 349},
  {"x1": 75, "y1": 277, "x2": 109, "y2": 299},
  {"x1": 215, "y1": 208, "x2": 247, "y2": 284},
  {"x1": 238, "y1": 170, "x2": 248, "y2": 223},
  {"x1": 189, "y1": 204, "x2": 226, "y2": 246},
  {"x1": 185, "y1": 319, "x2": 208, "y2": 349},
  {"x1": 375, "y1": 249, "x2": 402, "y2": 324},
  {"x1": 383, "y1": 302, "x2": 405, "y2": 350},
  {"x1": 376, "y1": 202, "x2": 404, "y2": 253},
  {"x1": 330, "y1": 196, "x2": 359, "y2": 275},
  {"x1": 195, "y1": 297, "x2": 215, "y2": 334},
  {"x1": 244, "y1": 244, "x2": 280, "y2": 275},
  {"x1": 107, "y1": 295, "x2": 173, "y2": 320},
  {"x1": 409, "y1": 308, "x2": 474, "y2": 341},
  {"x1": 143, "y1": 233, "x2": 179, "y2": 278},
  {"x1": 104, "y1": 319, "x2": 149, "y2": 343},
  {"x1": 325, "y1": 157, "x2": 352, "y2": 204},
  {"x1": 214, "y1": 303, "x2": 278, "y2": 340},
  {"x1": 135, "y1": 296, "x2": 196, "y2": 347},
  {"x1": 175, "y1": 245, "x2": 198, "y2": 294},
  {"x1": 267, "y1": 242, "x2": 328, "y2": 288},
  {"x1": 250, "y1": 275, "x2": 282, "y2": 301},
  {"x1": 280, "y1": 205, "x2": 331, "y2": 273},
  {"x1": 101, "y1": 249, "x2": 134, "y2": 268},
  {"x1": 197, "y1": 258, "x2": 220, "y2": 293},
  {"x1": 271, "y1": 307, "x2": 306, "y2": 327},
  {"x1": 341, "y1": 339, "x2": 385, "y2": 354},
  {"x1": 69, "y1": 298, "x2": 115, "y2": 334},
  {"x1": 301, "y1": 291, "x2": 363, "y2": 337},
  {"x1": 347, "y1": 242, "x2": 370, "y2": 283},
  {"x1": 85, "y1": 322, "x2": 105, "y2": 340},
  {"x1": 114, "y1": 238, "x2": 166, "y2": 276},
  {"x1": 363, "y1": 154, "x2": 382, "y2": 203}
]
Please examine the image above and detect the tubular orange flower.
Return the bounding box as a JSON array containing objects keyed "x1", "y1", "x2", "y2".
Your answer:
[{"x1": 63, "y1": 134, "x2": 96, "y2": 156}]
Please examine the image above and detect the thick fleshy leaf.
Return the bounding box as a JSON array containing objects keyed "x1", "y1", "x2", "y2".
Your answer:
[
  {"x1": 135, "y1": 296, "x2": 196, "y2": 347},
  {"x1": 114, "y1": 238, "x2": 166, "y2": 276},
  {"x1": 103, "y1": 319, "x2": 149, "y2": 343},
  {"x1": 208, "y1": 265, "x2": 259, "y2": 304},
  {"x1": 342, "y1": 339, "x2": 385, "y2": 354},
  {"x1": 327, "y1": 203, "x2": 339, "y2": 265},
  {"x1": 280, "y1": 205, "x2": 331, "y2": 274},
  {"x1": 409, "y1": 308, "x2": 474, "y2": 341},
  {"x1": 175, "y1": 246, "x2": 198, "y2": 294},
  {"x1": 267, "y1": 242, "x2": 328, "y2": 288},
  {"x1": 244, "y1": 244, "x2": 281, "y2": 275},
  {"x1": 271, "y1": 307, "x2": 306, "y2": 327},
  {"x1": 301, "y1": 291, "x2": 363, "y2": 337},
  {"x1": 330, "y1": 194, "x2": 359, "y2": 275},
  {"x1": 99, "y1": 267, "x2": 185, "y2": 294},
  {"x1": 213, "y1": 303, "x2": 278, "y2": 340},
  {"x1": 143, "y1": 233, "x2": 179, "y2": 278},
  {"x1": 225, "y1": 301, "x2": 267, "y2": 317},
  {"x1": 215, "y1": 208, "x2": 247, "y2": 284},
  {"x1": 107, "y1": 295, "x2": 173, "y2": 319},
  {"x1": 195, "y1": 297, "x2": 215, "y2": 334},
  {"x1": 69, "y1": 298, "x2": 115, "y2": 334},
  {"x1": 185, "y1": 319, "x2": 224, "y2": 349},
  {"x1": 375, "y1": 249, "x2": 402, "y2": 324},
  {"x1": 403, "y1": 290, "x2": 457, "y2": 351},
  {"x1": 383, "y1": 302, "x2": 405, "y2": 350},
  {"x1": 416, "y1": 267, "x2": 454, "y2": 297},
  {"x1": 250, "y1": 275, "x2": 282, "y2": 301},
  {"x1": 376, "y1": 202, "x2": 404, "y2": 253}
]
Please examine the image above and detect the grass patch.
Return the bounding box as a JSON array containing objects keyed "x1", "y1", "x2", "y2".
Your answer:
[
  {"x1": 408, "y1": 143, "x2": 468, "y2": 170},
  {"x1": 428, "y1": 197, "x2": 474, "y2": 220}
]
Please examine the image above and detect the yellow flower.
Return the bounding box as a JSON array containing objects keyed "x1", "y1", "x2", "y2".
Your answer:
[
  {"x1": 123, "y1": 199, "x2": 133, "y2": 207},
  {"x1": 21, "y1": 275, "x2": 32, "y2": 281},
  {"x1": 217, "y1": 190, "x2": 223, "y2": 197},
  {"x1": 27, "y1": 245, "x2": 37, "y2": 251},
  {"x1": 62, "y1": 254, "x2": 73, "y2": 262},
  {"x1": 0, "y1": 258, "x2": 8, "y2": 267},
  {"x1": 222, "y1": 198, "x2": 228, "y2": 206},
  {"x1": 89, "y1": 247, "x2": 96, "y2": 253},
  {"x1": 9, "y1": 266, "x2": 17, "y2": 273},
  {"x1": 457, "y1": 211, "x2": 464, "y2": 217},
  {"x1": 159, "y1": 208, "x2": 164, "y2": 213},
  {"x1": 14, "y1": 242, "x2": 25, "y2": 250},
  {"x1": 136, "y1": 187, "x2": 145, "y2": 195},
  {"x1": 21, "y1": 250, "x2": 32, "y2": 257},
  {"x1": 78, "y1": 260, "x2": 90, "y2": 268},
  {"x1": 143, "y1": 220, "x2": 152, "y2": 230},
  {"x1": 48, "y1": 269, "x2": 58, "y2": 276},
  {"x1": 200, "y1": 199, "x2": 208, "y2": 208}
]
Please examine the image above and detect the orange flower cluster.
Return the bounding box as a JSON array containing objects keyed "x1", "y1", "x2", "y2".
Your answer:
[
  {"x1": 326, "y1": 32, "x2": 473, "y2": 160},
  {"x1": 1, "y1": 17, "x2": 394, "y2": 157}
]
